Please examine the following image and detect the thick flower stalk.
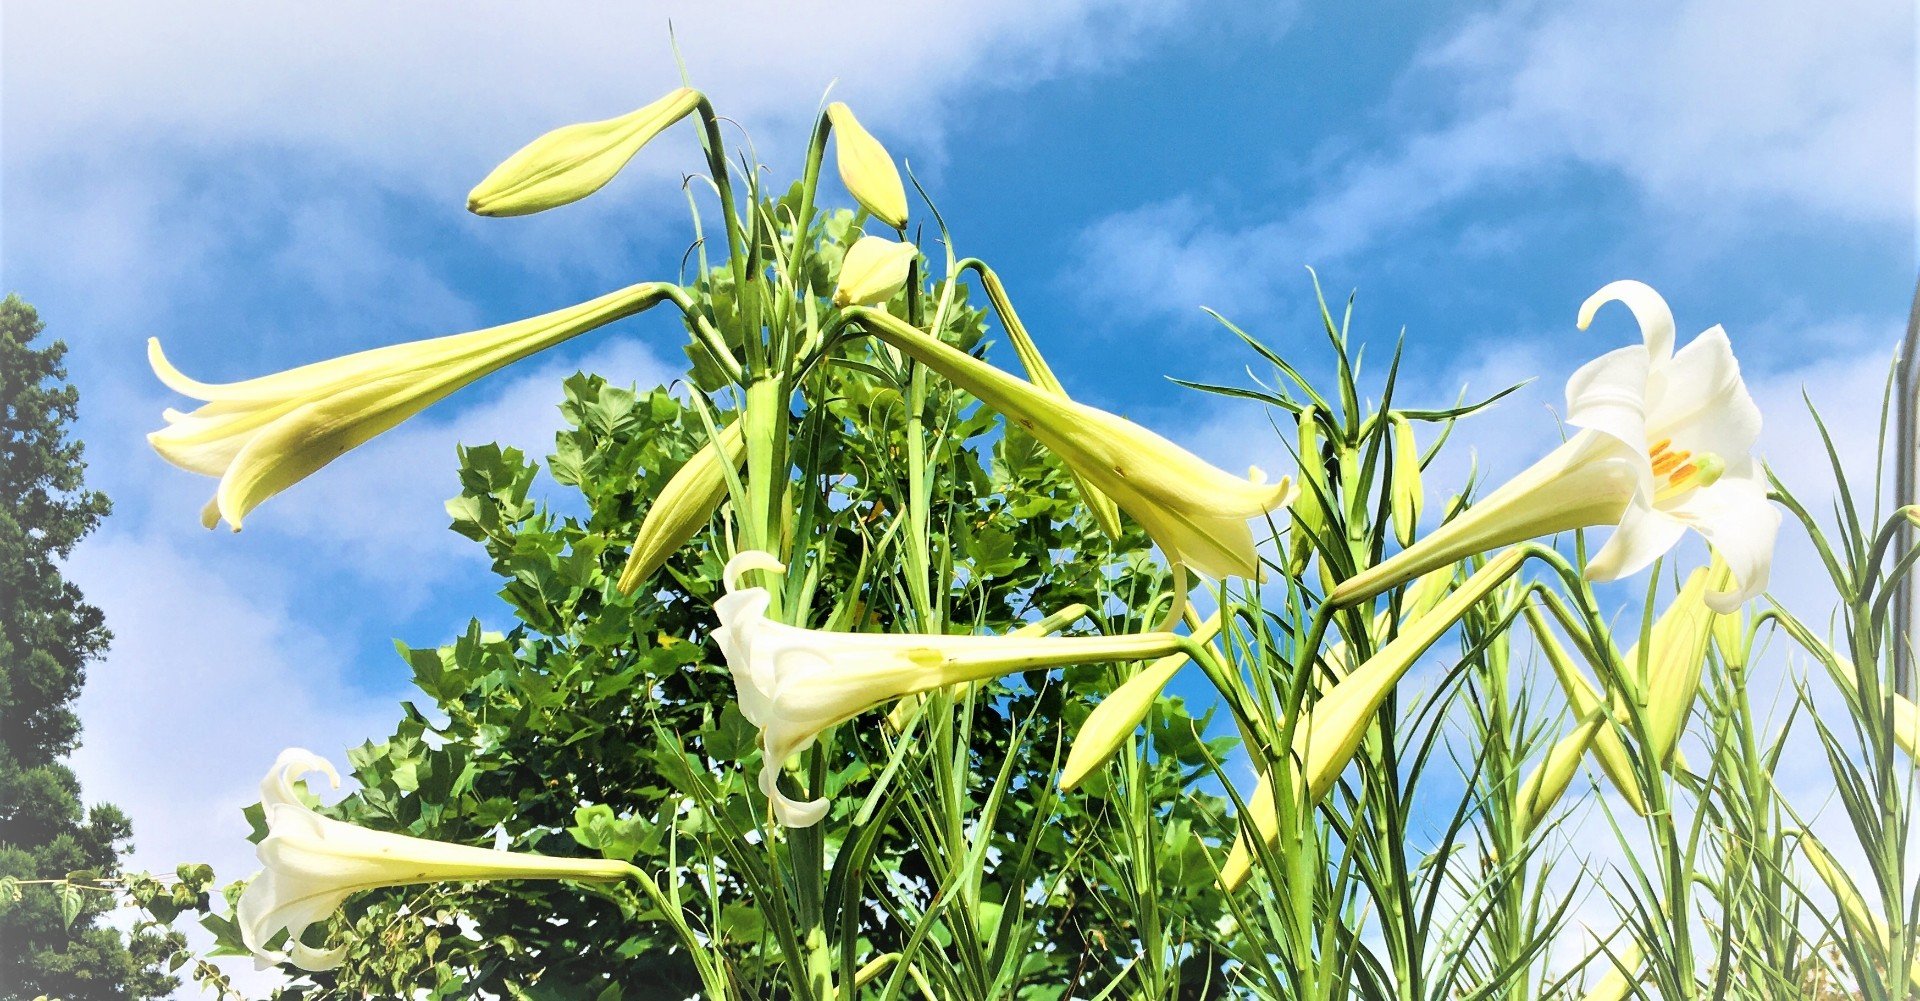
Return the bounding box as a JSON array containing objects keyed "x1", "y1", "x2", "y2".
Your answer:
[
  {"x1": 1333, "y1": 281, "x2": 1778, "y2": 613},
  {"x1": 713, "y1": 552, "x2": 1189, "y2": 826},
  {"x1": 467, "y1": 87, "x2": 702, "y2": 216},
  {"x1": 238, "y1": 749, "x2": 635, "y2": 971},
  {"x1": 1220, "y1": 548, "x2": 1527, "y2": 890},
  {"x1": 849, "y1": 307, "x2": 1294, "y2": 581},
  {"x1": 149, "y1": 284, "x2": 673, "y2": 529}
]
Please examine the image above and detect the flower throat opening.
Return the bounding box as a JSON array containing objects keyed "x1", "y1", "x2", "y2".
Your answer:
[{"x1": 1649, "y1": 437, "x2": 1725, "y2": 503}]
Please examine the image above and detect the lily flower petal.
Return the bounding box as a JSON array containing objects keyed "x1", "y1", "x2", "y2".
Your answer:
[
  {"x1": 238, "y1": 750, "x2": 633, "y2": 971},
  {"x1": 149, "y1": 284, "x2": 671, "y2": 530},
  {"x1": 1332, "y1": 282, "x2": 1777, "y2": 610},
  {"x1": 851, "y1": 307, "x2": 1294, "y2": 580},
  {"x1": 713, "y1": 552, "x2": 1188, "y2": 826}
]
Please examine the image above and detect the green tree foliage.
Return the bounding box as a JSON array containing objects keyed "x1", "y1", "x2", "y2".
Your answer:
[{"x1": 0, "y1": 294, "x2": 173, "y2": 1000}]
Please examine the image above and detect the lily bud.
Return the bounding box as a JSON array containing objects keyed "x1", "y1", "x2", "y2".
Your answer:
[
  {"x1": 239, "y1": 750, "x2": 635, "y2": 971},
  {"x1": 1634, "y1": 561, "x2": 1733, "y2": 766},
  {"x1": 468, "y1": 88, "x2": 702, "y2": 217},
  {"x1": 833, "y1": 236, "x2": 916, "y2": 308},
  {"x1": 1514, "y1": 709, "x2": 1606, "y2": 842},
  {"x1": 1580, "y1": 939, "x2": 1647, "y2": 1001},
  {"x1": 1220, "y1": 548, "x2": 1526, "y2": 889},
  {"x1": 826, "y1": 102, "x2": 909, "y2": 229},
  {"x1": 1522, "y1": 603, "x2": 1648, "y2": 815},
  {"x1": 1059, "y1": 615, "x2": 1222, "y2": 791},
  {"x1": 150, "y1": 285, "x2": 671, "y2": 530},
  {"x1": 1389, "y1": 413, "x2": 1423, "y2": 548},
  {"x1": 1712, "y1": 607, "x2": 1749, "y2": 672},
  {"x1": 1289, "y1": 408, "x2": 1328, "y2": 574},
  {"x1": 617, "y1": 422, "x2": 748, "y2": 594}
]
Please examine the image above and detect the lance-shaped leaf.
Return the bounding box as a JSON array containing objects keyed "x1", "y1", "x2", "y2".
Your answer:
[
  {"x1": 1334, "y1": 281, "x2": 1777, "y2": 613},
  {"x1": 1221, "y1": 548, "x2": 1527, "y2": 890},
  {"x1": 826, "y1": 102, "x2": 908, "y2": 229},
  {"x1": 852, "y1": 307, "x2": 1294, "y2": 581},
  {"x1": 468, "y1": 88, "x2": 702, "y2": 216},
  {"x1": 150, "y1": 284, "x2": 673, "y2": 530},
  {"x1": 714, "y1": 552, "x2": 1188, "y2": 827},
  {"x1": 617, "y1": 421, "x2": 748, "y2": 594},
  {"x1": 239, "y1": 750, "x2": 636, "y2": 971}
]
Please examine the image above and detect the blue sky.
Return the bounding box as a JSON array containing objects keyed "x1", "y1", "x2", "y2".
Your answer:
[{"x1": 2, "y1": 0, "x2": 1914, "y2": 990}]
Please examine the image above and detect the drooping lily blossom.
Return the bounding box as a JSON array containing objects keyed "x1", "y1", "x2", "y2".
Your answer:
[{"x1": 238, "y1": 750, "x2": 633, "y2": 971}]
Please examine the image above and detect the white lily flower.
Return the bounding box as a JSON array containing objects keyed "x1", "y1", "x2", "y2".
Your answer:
[
  {"x1": 237, "y1": 749, "x2": 634, "y2": 971},
  {"x1": 149, "y1": 284, "x2": 669, "y2": 529},
  {"x1": 1334, "y1": 281, "x2": 1778, "y2": 613},
  {"x1": 713, "y1": 552, "x2": 1187, "y2": 827},
  {"x1": 852, "y1": 307, "x2": 1295, "y2": 581}
]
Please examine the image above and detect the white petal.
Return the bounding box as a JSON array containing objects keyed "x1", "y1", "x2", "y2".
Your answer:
[
  {"x1": 262, "y1": 749, "x2": 339, "y2": 810},
  {"x1": 1673, "y1": 475, "x2": 1779, "y2": 612},
  {"x1": 759, "y1": 761, "x2": 829, "y2": 827},
  {"x1": 1586, "y1": 497, "x2": 1687, "y2": 582},
  {"x1": 1564, "y1": 344, "x2": 1653, "y2": 453},
  {"x1": 290, "y1": 942, "x2": 349, "y2": 972},
  {"x1": 1645, "y1": 324, "x2": 1761, "y2": 459},
  {"x1": 1579, "y1": 280, "x2": 1677, "y2": 360}
]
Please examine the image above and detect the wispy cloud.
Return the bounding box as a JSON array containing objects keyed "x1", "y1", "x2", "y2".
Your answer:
[{"x1": 1072, "y1": 0, "x2": 1914, "y2": 325}]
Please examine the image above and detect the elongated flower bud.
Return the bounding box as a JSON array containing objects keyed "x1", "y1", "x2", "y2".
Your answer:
[
  {"x1": 833, "y1": 236, "x2": 916, "y2": 308},
  {"x1": 1289, "y1": 408, "x2": 1328, "y2": 574},
  {"x1": 826, "y1": 102, "x2": 908, "y2": 229},
  {"x1": 1580, "y1": 939, "x2": 1646, "y2": 1001},
  {"x1": 1059, "y1": 614, "x2": 1222, "y2": 791},
  {"x1": 1221, "y1": 548, "x2": 1527, "y2": 890},
  {"x1": 1635, "y1": 561, "x2": 1732, "y2": 766},
  {"x1": 1522, "y1": 603, "x2": 1648, "y2": 816},
  {"x1": 1389, "y1": 413, "x2": 1423, "y2": 548},
  {"x1": 468, "y1": 88, "x2": 702, "y2": 217},
  {"x1": 618, "y1": 422, "x2": 748, "y2": 594},
  {"x1": 1514, "y1": 709, "x2": 1606, "y2": 842}
]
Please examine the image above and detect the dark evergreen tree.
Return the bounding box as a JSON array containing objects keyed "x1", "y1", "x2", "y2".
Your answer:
[{"x1": 0, "y1": 295, "x2": 172, "y2": 1000}]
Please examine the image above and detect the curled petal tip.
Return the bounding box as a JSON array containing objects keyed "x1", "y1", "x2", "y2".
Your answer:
[
  {"x1": 723, "y1": 550, "x2": 787, "y2": 591},
  {"x1": 1578, "y1": 280, "x2": 1676, "y2": 357}
]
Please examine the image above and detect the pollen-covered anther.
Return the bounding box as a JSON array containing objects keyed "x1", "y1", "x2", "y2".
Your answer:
[{"x1": 1654, "y1": 449, "x2": 1725, "y2": 502}]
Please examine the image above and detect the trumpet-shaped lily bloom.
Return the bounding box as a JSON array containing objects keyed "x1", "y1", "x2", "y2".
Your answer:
[
  {"x1": 1334, "y1": 281, "x2": 1778, "y2": 614},
  {"x1": 713, "y1": 552, "x2": 1187, "y2": 826},
  {"x1": 852, "y1": 308, "x2": 1295, "y2": 581},
  {"x1": 467, "y1": 87, "x2": 702, "y2": 216},
  {"x1": 1220, "y1": 549, "x2": 1525, "y2": 890},
  {"x1": 238, "y1": 749, "x2": 634, "y2": 971},
  {"x1": 826, "y1": 102, "x2": 908, "y2": 229},
  {"x1": 150, "y1": 284, "x2": 669, "y2": 530}
]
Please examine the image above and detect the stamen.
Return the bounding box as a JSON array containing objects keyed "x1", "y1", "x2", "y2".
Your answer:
[
  {"x1": 1652, "y1": 451, "x2": 1725, "y2": 504},
  {"x1": 1647, "y1": 437, "x2": 1673, "y2": 457},
  {"x1": 1650, "y1": 448, "x2": 1692, "y2": 476}
]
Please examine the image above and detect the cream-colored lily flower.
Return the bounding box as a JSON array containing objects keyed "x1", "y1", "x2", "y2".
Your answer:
[
  {"x1": 826, "y1": 102, "x2": 909, "y2": 229},
  {"x1": 1220, "y1": 549, "x2": 1525, "y2": 890},
  {"x1": 238, "y1": 749, "x2": 633, "y2": 971},
  {"x1": 713, "y1": 552, "x2": 1188, "y2": 827},
  {"x1": 852, "y1": 308, "x2": 1294, "y2": 581},
  {"x1": 833, "y1": 236, "x2": 917, "y2": 307},
  {"x1": 150, "y1": 284, "x2": 669, "y2": 530},
  {"x1": 468, "y1": 88, "x2": 702, "y2": 216},
  {"x1": 1334, "y1": 281, "x2": 1778, "y2": 614}
]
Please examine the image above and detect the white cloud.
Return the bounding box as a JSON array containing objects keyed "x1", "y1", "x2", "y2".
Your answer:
[
  {"x1": 1075, "y1": 0, "x2": 1914, "y2": 321},
  {"x1": 67, "y1": 530, "x2": 401, "y2": 997}
]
